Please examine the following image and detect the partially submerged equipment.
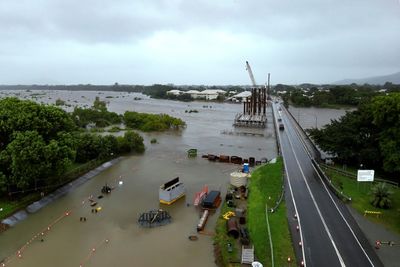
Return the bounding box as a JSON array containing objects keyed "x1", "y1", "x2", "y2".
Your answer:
[
  {"x1": 197, "y1": 209, "x2": 210, "y2": 232},
  {"x1": 101, "y1": 184, "x2": 112, "y2": 194},
  {"x1": 202, "y1": 190, "x2": 221, "y2": 209},
  {"x1": 138, "y1": 209, "x2": 172, "y2": 228},
  {"x1": 194, "y1": 185, "x2": 208, "y2": 206},
  {"x1": 188, "y1": 235, "x2": 198, "y2": 241},
  {"x1": 159, "y1": 177, "x2": 185, "y2": 205}
]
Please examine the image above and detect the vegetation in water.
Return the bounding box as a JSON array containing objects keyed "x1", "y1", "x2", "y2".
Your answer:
[
  {"x1": 55, "y1": 98, "x2": 66, "y2": 106},
  {"x1": 124, "y1": 111, "x2": 186, "y2": 132},
  {"x1": 72, "y1": 96, "x2": 122, "y2": 128}
]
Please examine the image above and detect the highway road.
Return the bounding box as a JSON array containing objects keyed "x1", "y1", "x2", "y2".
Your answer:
[{"x1": 274, "y1": 103, "x2": 383, "y2": 267}]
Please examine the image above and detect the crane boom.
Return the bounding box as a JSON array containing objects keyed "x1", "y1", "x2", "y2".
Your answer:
[{"x1": 245, "y1": 61, "x2": 257, "y2": 87}]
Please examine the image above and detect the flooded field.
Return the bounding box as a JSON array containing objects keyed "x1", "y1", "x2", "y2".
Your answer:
[
  {"x1": 0, "y1": 90, "x2": 277, "y2": 267},
  {"x1": 288, "y1": 105, "x2": 351, "y2": 129}
]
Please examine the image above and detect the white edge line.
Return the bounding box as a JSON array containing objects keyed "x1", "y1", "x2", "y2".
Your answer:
[
  {"x1": 285, "y1": 126, "x2": 346, "y2": 267},
  {"x1": 275, "y1": 105, "x2": 307, "y2": 267},
  {"x1": 281, "y1": 139, "x2": 307, "y2": 267},
  {"x1": 287, "y1": 113, "x2": 375, "y2": 267}
]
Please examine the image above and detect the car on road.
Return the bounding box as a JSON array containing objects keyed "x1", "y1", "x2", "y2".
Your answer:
[{"x1": 279, "y1": 123, "x2": 284, "y2": 130}]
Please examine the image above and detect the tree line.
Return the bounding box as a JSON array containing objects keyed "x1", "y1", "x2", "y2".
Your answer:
[
  {"x1": 308, "y1": 93, "x2": 400, "y2": 182},
  {"x1": 276, "y1": 83, "x2": 400, "y2": 108}
]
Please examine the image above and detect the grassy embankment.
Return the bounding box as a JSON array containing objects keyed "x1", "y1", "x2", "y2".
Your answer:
[
  {"x1": 213, "y1": 157, "x2": 295, "y2": 266},
  {"x1": 0, "y1": 159, "x2": 105, "y2": 221},
  {"x1": 322, "y1": 166, "x2": 400, "y2": 234},
  {"x1": 247, "y1": 157, "x2": 296, "y2": 266}
]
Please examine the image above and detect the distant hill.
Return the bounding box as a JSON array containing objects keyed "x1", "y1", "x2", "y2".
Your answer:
[{"x1": 335, "y1": 71, "x2": 400, "y2": 85}]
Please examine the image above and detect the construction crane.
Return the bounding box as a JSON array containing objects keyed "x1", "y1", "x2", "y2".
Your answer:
[{"x1": 245, "y1": 61, "x2": 257, "y2": 87}]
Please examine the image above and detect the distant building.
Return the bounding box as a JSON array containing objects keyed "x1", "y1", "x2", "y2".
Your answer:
[
  {"x1": 196, "y1": 89, "x2": 225, "y2": 100},
  {"x1": 166, "y1": 89, "x2": 183, "y2": 96},
  {"x1": 185, "y1": 90, "x2": 200, "y2": 98}
]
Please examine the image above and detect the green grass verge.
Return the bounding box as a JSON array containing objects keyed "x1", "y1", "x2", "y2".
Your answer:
[
  {"x1": 248, "y1": 157, "x2": 296, "y2": 266},
  {"x1": 324, "y1": 168, "x2": 400, "y2": 234},
  {"x1": 0, "y1": 159, "x2": 107, "y2": 221},
  {"x1": 0, "y1": 193, "x2": 40, "y2": 220}
]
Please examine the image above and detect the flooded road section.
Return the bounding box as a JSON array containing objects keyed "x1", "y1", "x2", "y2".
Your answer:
[{"x1": 0, "y1": 90, "x2": 277, "y2": 267}]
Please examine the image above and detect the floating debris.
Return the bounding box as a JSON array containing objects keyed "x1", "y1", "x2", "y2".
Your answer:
[{"x1": 188, "y1": 235, "x2": 198, "y2": 241}]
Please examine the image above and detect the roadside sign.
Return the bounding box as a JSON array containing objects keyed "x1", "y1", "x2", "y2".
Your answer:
[{"x1": 357, "y1": 170, "x2": 375, "y2": 182}]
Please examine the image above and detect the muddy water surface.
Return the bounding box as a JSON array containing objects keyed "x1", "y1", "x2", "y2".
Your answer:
[{"x1": 0, "y1": 90, "x2": 277, "y2": 267}]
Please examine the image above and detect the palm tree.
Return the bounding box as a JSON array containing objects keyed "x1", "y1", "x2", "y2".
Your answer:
[{"x1": 370, "y1": 183, "x2": 393, "y2": 209}]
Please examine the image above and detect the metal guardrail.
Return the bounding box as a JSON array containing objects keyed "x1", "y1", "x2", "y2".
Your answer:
[
  {"x1": 321, "y1": 163, "x2": 399, "y2": 188},
  {"x1": 285, "y1": 107, "x2": 321, "y2": 161},
  {"x1": 270, "y1": 170, "x2": 286, "y2": 213},
  {"x1": 271, "y1": 102, "x2": 281, "y2": 156},
  {"x1": 283, "y1": 106, "x2": 352, "y2": 202},
  {"x1": 311, "y1": 159, "x2": 352, "y2": 202}
]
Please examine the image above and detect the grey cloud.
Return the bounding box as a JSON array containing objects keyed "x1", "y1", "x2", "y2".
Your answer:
[{"x1": 0, "y1": 0, "x2": 399, "y2": 84}]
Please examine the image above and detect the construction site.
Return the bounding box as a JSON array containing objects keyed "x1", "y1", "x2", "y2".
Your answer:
[{"x1": 233, "y1": 61, "x2": 270, "y2": 128}]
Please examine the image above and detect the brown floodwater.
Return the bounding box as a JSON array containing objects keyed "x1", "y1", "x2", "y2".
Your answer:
[{"x1": 0, "y1": 90, "x2": 277, "y2": 267}]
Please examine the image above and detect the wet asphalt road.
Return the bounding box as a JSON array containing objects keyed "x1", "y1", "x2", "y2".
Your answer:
[{"x1": 274, "y1": 103, "x2": 383, "y2": 267}]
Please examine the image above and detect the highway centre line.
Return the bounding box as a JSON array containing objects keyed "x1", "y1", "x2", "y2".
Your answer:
[
  {"x1": 285, "y1": 113, "x2": 375, "y2": 267},
  {"x1": 283, "y1": 118, "x2": 346, "y2": 267}
]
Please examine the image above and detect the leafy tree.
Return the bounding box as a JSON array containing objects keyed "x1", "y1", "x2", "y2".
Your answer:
[
  {"x1": 0, "y1": 98, "x2": 75, "y2": 148},
  {"x1": 117, "y1": 131, "x2": 145, "y2": 153},
  {"x1": 0, "y1": 171, "x2": 7, "y2": 193},
  {"x1": 309, "y1": 93, "x2": 400, "y2": 180},
  {"x1": 92, "y1": 96, "x2": 107, "y2": 112},
  {"x1": 75, "y1": 133, "x2": 102, "y2": 163},
  {"x1": 370, "y1": 94, "x2": 400, "y2": 173},
  {"x1": 6, "y1": 131, "x2": 48, "y2": 191},
  {"x1": 123, "y1": 111, "x2": 185, "y2": 132},
  {"x1": 72, "y1": 106, "x2": 122, "y2": 128},
  {"x1": 370, "y1": 183, "x2": 393, "y2": 209},
  {"x1": 99, "y1": 135, "x2": 119, "y2": 159}
]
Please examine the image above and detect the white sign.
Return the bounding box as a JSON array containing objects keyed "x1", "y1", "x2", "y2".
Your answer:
[{"x1": 357, "y1": 170, "x2": 375, "y2": 182}]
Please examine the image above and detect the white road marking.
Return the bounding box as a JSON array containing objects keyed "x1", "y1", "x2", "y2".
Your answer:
[
  {"x1": 281, "y1": 146, "x2": 307, "y2": 266},
  {"x1": 286, "y1": 113, "x2": 375, "y2": 267},
  {"x1": 274, "y1": 105, "x2": 307, "y2": 266},
  {"x1": 283, "y1": 115, "x2": 346, "y2": 267}
]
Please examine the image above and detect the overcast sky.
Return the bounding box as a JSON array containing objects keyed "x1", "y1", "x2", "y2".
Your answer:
[{"x1": 0, "y1": 0, "x2": 399, "y2": 85}]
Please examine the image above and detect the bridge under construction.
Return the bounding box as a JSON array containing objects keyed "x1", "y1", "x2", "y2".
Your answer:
[{"x1": 233, "y1": 61, "x2": 269, "y2": 128}]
